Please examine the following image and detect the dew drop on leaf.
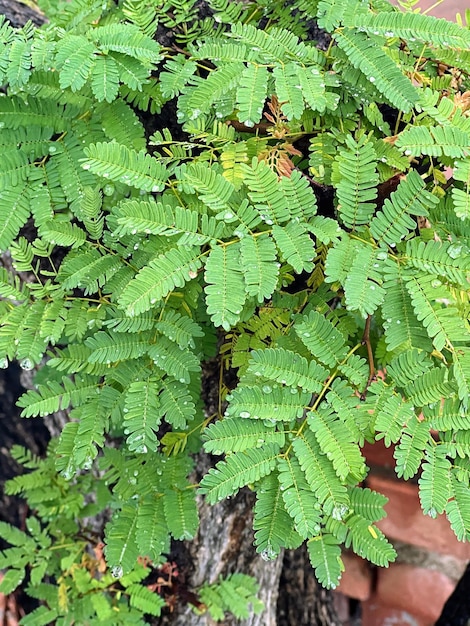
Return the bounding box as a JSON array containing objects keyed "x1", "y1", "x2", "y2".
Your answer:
[
  {"x1": 447, "y1": 244, "x2": 462, "y2": 259},
  {"x1": 240, "y1": 411, "x2": 251, "y2": 418},
  {"x1": 111, "y1": 565, "x2": 123, "y2": 579},
  {"x1": 19, "y1": 358, "x2": 34, "y2": 371},
  {"x1": 260, "y1": 546, "x2": 277, "y2": 561}
]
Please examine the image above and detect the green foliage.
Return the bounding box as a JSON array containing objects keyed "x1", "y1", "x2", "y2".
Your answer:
[{"x1": 1, "y1": 0, "x2": 470, "y2": 621}]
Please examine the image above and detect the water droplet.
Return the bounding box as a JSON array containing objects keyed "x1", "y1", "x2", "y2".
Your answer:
[
  {"x1": 369, "y1": 76, "x2": 376, "y2": 83},
  {"x1": 48, "y1": 145, "x2": 57, "y2": 154},
  {"x1": 260, "y1": 546, "x2": 277, "y2": 561},
  {"x1": 240, "y1": 411, "x2": 251, "y2": 418},
  {"x1": 111, "y1": 565, "x2": 123, "y2": 578},
  {"x1": 262, "y1": 385, "x2": 272, "y2": 394},
  {"x1": 19, "y1": 358, "x2": 34, "y2": 371},
  {"x1": 0, "y1": 357, "x2": 8, "y2": 369},
  {"x1": 447, "y1": 244, "x2": 462, "y2": 259}
]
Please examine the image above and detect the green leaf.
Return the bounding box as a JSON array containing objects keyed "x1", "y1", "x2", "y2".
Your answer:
[
  {"x1": 119, "y1": 246, "x2": 202, "y2": 316},
  {"x1": 272, "y1": 222, "x2": 315, "y2": 274},
  {"x1": 240, "y1": 234, "x2": 279, "y2": 303},
  {"x1": 205, "y1": 243, "x2": 246, "y2": 331},
  {"x1": 307, "y1": 534, "x2": 343, "y2": 589},
  {"x1": 236, "y1": 64, "x2": 269, "y2": 127},
  {"x1": 278, "y1": 456, "x2": 322, "y2": 538},
  {"x1": 82, "y1": 142, "x2": 168, "y2": 192},
  {"x1": 334, "y1": 29, "x2": 418, "y2": 112},
  {"x1": 247, "y1": 347, "x2": 329, "y2": 393},
  {"x1": 198, "y1": 444, "x2": 280, "y2": 504},
  {"x1": 295, "y1": 311, "x2": 348, "y2": 368}
]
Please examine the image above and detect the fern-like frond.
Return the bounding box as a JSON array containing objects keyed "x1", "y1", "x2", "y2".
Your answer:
[
  {"x1": 344, "y1": 244, "x2": 385, "y2": 317},
  {"x1": 382, "y1": 261, "x2": 433, "y2": 351},
  {"x1": 17, "y1": 374, "x2": 97, "y2": 418},
  {"x1": 325, "y1": 379, "x2": 366, "y2": 442},
  {"x1": 148, "y1": 337, "x2": 200, "y2": 384},
  {"x1": 57, "y1": 248, "x2": 121, "y2": 294},
  {"x1": 452, "y1": 348, "x2": 470, "y2": 409},
  {"x1": 119, "y1": 245, "x2": 203, "y2": 317},
  {"x1": 404, "y1": 366, "x2": 456, "y2": 407},
  {"x1": 226, "y1": 384, "x2": 310, "y2": 422},
  {"x1": 308, "y1": 407, "x2": 366, "y2": 481},
  {"x1": 82, "y1": 142, "x2": 167, "y2": 192},
  {"x1": 127, "y1": 583, "x2": 165, "y2": 616},
  {"x1": 307, "y1": 534, "x2": 343, "y2": 590},
  {"x1": 404, "y1": 239, "x2": 470, "y2": 287},
  {"x1": 56, "y1": 400, "x2": 107, "y2": 472},
  {"x1": 247, "y1": 347, "x2": 329, "y2": 393},
  {"x1": 293, "y1": 429, "x2": 350, "y2": 519},
  {"x1": 418, "y1": 447, "x2": 451, "y2": 518},
  {"x1": 277, "y1": 456, "x2": 321, "y2": 538},
  {"x1": 404, "y1": 271, "x2": 470, "y2": 351},
  {"x1": 273, "y1": 62, "x2": 305, "y2": 120},
  {"x1": 395, "y1": 125, "x2": 470, "y2": 158},
  {"x1": 123, "y1": 380, "x2": 162, "y2": 453},
  {"x1": 295, "y1": 311, "x2": 348, "y2": 368},
  {"x1": 354, "y1": 11, "x2": 470, "y2": 50},
  {"x1": 185, "y1": 63, "x2": 243, "y2": 119},
  {"x1": 105, "y1": 502, "x2": 139, "y2": 576},
  {"x1": 236, "y1": 64, "x2": 269, "y2": 127},
  {"x1": 85, "y1": 330, "x2": 152, "y2": 364},
  {"x1": 163, "y1": 488, "x2": 198, "y2": 540},
  {"x1": 394, "y1": 417, "x2": 430, "y2": 479},
  {"x1": 333, "y1": 29, "x2": 418, "y2": 112},
  {"x1": 203, "y1": 418, "x2": 286, "y2": 454},
  {"x1": 136, "y1": 498, "x2": 169, "y2": 563},
  {"x1": 452, "y1": 159, "x2": 470, "y2": 220},
  {"x1": 370, "y1": 170, "x2": 438, "y2": 246},
  {"x1": 0, "y1": 183, "x2": 31, "y2": 251},
  {"x1": 446, "y1": 475, "x2": 470, "y2": 541},
  {"x1": 159, "y1": 379, "x2": 196, "y2": 429},
  {"x1": 272, "y1": 222, "x2": 315, "y2": 274},
  {"x1": 349, "y1": 487, "x2": 388, "y2": 523},
  {"x1": 90, "y1": 23, "x2": 162, "y2": 64},
  {"x1": 183, "y1": 162, "x2": 236, "y2": 212},
  {"x1": 334, "y1": 135, "x2": 378, "y2": 229},
  {"x1": 198, "y1": 444, "x2": 280, "y2": 504},
  {"x1": 253, "y1": 474, "x2": 302, "y2": 558},
  {"x1": 344, "y1": 514, "x2": 396, "y2": 567},
  {"x1": 204, "y1": 243, "x2": 246, "y2": 331},
  {"x1": 374, "y1": 392, "x2": 415, "y2": 447},
  {"x1": 240, "y1": 234, "x2": 279, "y2": 303},
  {"x1": 154, "y1": 309, "x2": 204, "y2": 350},
  {"x1": 55, "y1": 35, "x2": 97, "y2": 92}
]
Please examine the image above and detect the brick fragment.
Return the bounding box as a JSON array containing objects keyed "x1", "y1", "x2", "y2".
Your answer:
[{"x1": 336, "y1": 551, "x2": 372, "y2": 601}]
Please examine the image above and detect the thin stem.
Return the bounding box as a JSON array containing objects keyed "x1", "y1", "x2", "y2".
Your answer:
[{"x1": 360, "y1": 315, "x2": 376, "y2": 401}]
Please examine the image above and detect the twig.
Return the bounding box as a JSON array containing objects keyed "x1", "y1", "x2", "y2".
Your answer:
[{"x1": 360, "y1": 315, "x2": 376, "y2": 401}]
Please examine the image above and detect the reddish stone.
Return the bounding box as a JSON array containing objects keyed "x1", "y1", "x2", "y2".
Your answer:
[
  {"x1": 336, "y1": 551, "x2": 372, "y2": 601},
  {"x1": 362, "y1": 439, "x2": 396, "y2": 470},
  {"x1": 362, "y1": 596, "x2": 431, "y2": 626},
  {"x1": 376, "y1": 563, "x2": 455, "y2": 623},
  {"x1": 367, "y1": 474, "x2": 470, "y2": 559}
]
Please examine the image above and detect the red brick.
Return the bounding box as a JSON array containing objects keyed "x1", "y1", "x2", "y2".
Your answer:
[
  {"x1": 376, "y1": 563, "x2": 455, "y2": 623},
  {"x1": 362, "y1": 597, "x2": 431, "y2": 626},
  {"x1": 362, "y1": 439, "x2": 396, "y2": 470},
  {"x1": 336, "y1": 551, "x2": 372, "y2": 601},
  {"x1": 367, "y1": 474, "x2": 470, "y2": 559}
]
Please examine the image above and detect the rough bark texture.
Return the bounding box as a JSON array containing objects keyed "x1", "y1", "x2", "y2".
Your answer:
[{"x1": 0, "y1": 0, "x2": 47, "y2": 28}]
